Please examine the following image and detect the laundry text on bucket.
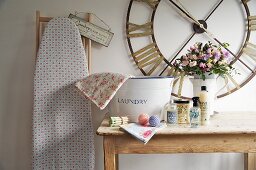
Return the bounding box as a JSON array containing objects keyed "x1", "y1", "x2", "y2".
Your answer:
[{"x1": 117, "y1": 98, "x2": 148, "y2": 105}]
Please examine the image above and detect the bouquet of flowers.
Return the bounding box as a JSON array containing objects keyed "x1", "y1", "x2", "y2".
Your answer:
[{"x1": 173, "y1": 41, "x2": 235, "y2": 80}]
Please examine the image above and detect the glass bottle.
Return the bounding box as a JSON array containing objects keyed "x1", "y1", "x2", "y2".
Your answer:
[
  {"x1": 162, "y1": 100, "x2": 177, "y2": 124},
  {"x1": 190, "y1": 97, "x2": 201, "y2": 128}
]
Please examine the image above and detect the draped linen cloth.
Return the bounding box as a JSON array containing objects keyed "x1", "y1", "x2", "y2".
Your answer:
[
  {"x1": 75, "y1": 72, "x2": 132, "y2": 110},
  {"x1": 33, "y1": 17, "x2": 95, "y2": 170}
]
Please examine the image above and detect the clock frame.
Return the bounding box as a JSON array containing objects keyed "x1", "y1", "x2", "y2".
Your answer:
[{"x1": 126, "y1": 0, "x2": 256, "y2": 99}]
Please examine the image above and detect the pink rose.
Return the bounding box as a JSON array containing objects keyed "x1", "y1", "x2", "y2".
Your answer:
[
  {"x1": 197, "y1": 54, "x2": 202, "y2": 59},
  {"x1": 182, "y1": 60, "x2": 189, "y2": 66},
  {"x1": 182, "y1": 55, "x2": 188, "y2": 60},
  {"x1": 188, "y1": 54, "x2": 193, "y2": 59},
  {"x1": 199, "y1": 62, "x2": 206, "y2": 68}
]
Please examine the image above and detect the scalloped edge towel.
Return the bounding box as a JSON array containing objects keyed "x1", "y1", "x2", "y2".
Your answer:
[{"x1": 75, "y1": 72, "x2": 132, "y2": 110}]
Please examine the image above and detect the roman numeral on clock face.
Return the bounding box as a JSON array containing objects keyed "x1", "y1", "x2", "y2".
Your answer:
[
  {"x1": 127, "y1": 22, "x2": 153, "y2": 38},
  {"x1": 225, "y1": 74, "x2": 240, "y2": 93},
  {"x1": 135, "y1": 0, "x2": 159, "y2": 9},
  {"x1": 132, "y1": 43, "x2": 164, "y2": 75},
  {"x1": 249, "y1": 16, "x2": 256, "y2": 31},
  {"x1": 243, "y1": 42, "x2": 256, "y2": 62}
]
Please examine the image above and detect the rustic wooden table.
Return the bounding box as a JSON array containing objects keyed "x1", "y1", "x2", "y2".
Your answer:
[{"x1": 96, "y1": 112, "x2": 256, "y2": 170}]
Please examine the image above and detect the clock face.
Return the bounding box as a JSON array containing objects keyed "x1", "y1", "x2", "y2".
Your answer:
[{"x1": 126, "y1": 0, "x2": 256, "y2": 99}]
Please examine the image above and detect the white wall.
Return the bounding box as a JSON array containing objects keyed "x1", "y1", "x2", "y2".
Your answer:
[{"x1": 0, "y1": 0, "x2": 255, "y2": 169}]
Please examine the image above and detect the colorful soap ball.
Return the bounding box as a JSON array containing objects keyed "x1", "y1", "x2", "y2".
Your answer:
[
  {"x1": 138, "y1": 113, "x2": 149, "y2": 126},
  {"x1": 149, "y1": 115, "x2": 160, "y2": 127}
]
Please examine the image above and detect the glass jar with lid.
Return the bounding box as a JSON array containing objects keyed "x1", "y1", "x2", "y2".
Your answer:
[{"x1": 175, "y1": 100, "x2": 190, "y2": 124}]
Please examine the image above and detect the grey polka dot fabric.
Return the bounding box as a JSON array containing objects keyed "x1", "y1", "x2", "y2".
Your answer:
[{"x1": 33, "y1": 17, "x2": 95, "y2": 170}]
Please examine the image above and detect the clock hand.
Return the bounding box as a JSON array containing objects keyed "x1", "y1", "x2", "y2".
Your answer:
[
  {"x1": 168, "y1": 0, "x2": 198, "y2": 25},
  {"x1": 204, "y1": 0, "x2": 224, "y2": 21},
  {"x1": 172, "y1": 0, "x2": 252, "y2": 71},
  {"x1": 168, "y1": 0, "x2": 213, "y2": 36},
  {"x1": 159, "y1": 32, "x2": 196, "y2": 76},
  {"x1": 176, "y1": 0, "x2": 198, "y2": 20},
  {"x1": 169, "y1": 0, "x2": 236, "y2": 56},
  {"x1": 161, "y1": 0, "x2": 224, "y2": 76},
  {"x1": 168, "y1": 0, "x2": 218, "y2": 38},
  {"x1": 170, "y1": 33, "x2": 196, "y2": 63},
  {"x1": 175, "y1": 0, "x2": 225, "y2": 26}
]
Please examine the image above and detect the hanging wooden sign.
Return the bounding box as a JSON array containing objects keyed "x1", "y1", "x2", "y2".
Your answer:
[{"x1": 68, "y1": 13, "x2": 114, "y2": 47}]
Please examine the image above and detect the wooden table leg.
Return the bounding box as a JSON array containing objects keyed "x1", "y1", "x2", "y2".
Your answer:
[
  {"x1": 115, "y1": 154, "x2": 119, "y2": 170},
  {"x1": 104, "y1": 136, "x2": 118, "y2": 170},
  {"x1": 244, "y1": 153, "x2": 256, "y2": 170}
]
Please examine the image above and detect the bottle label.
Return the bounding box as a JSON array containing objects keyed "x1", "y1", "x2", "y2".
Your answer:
[
  {"x1": 200, "y1": 102, "x2": 210, "y2": 123},
  {"x1": 200, "y1": 102, "x2": 208, "y2": 112},
  {"x1": 167, "y1": 111, "x2": 177, "y2": 124},
  {"x1": 190, "y1": 111, "x2": 199, "y2": 118},
  {"x1": 190, "y1": 109, "x2": 200, "y2": 127},
  {"x1": 176, "y1": 104, "x2": 189, "y2": 124}
]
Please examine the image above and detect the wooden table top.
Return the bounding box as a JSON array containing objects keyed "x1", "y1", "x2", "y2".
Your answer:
[{"x1": 96, "y1": 112, "x2": 256, "y2": 136}]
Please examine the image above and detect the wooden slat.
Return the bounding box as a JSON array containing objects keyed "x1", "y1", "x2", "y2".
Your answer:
[
  {"x1": 243, "y1": 42, "x2": 256, "y2": 63},
  {"x1": 39, "y1": 16, "x2": 53, "y2": 22},
  {"x1": 243, "y1": 49, "x2": 256, "y2": 59},
  {"x1": 249, "y1": 16, "x2": 256, "y2": 20},
  {"x1": 135, "y1": 46, "x2": 157, "y2": 61},
  {"x1": 138, "y1": 56, "x2": 158, "y2": 68},
  {"x1": 132, "y1": 42, "x2": 163, "y2": 75},
  {"x1": 249, "y1": 16, "x2": 256, "y2": 31},
  {"x1": 36, "y1": 10, "x2": 40, "y2": 58},
  {"x1": 137, "y1": 52, "x2": 159, "y2": 68},
  {"x1": 84, "y1": 13, "x2": 92, "y2": 74},
  {"x1": 146, "y1": 57, "x2": 163, "y2": 76},
  {"x1": 127, "y1": 31, "x2": 153, "y2": 38},
  {"x1": 127, "y1": 22, "x2": 153, "y2": 38},
  {"x1": 128, "y1": 22, "x2": 152, "y2": 32},
  {"x1": 132, "y1": 43, "x2": 156, "y2": 58}
]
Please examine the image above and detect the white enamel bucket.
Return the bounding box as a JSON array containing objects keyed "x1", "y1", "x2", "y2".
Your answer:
[{"x1": 108, "y1": 76, "x2": 174, "y2": 122}]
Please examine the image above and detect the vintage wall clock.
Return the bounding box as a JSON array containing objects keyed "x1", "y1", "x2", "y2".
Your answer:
[{"x1": 126, "y1": 0, "x2": 256, "y2": 99}]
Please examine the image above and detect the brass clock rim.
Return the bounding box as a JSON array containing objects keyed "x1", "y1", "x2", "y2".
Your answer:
[
  {"x1": 126, "y1": 0, "x2": 254, "y2": 99},
  {"x1": 219, "y1": 1, "x2": 254, "y2": 98}
]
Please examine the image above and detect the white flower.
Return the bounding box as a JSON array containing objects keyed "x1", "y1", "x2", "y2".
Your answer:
[
  {"x1": 189, "y1": 61, "x2": 197, "y2": 67},
  {"x1": 218, "y1": 61, "x2": 224, "y2": 65}
]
